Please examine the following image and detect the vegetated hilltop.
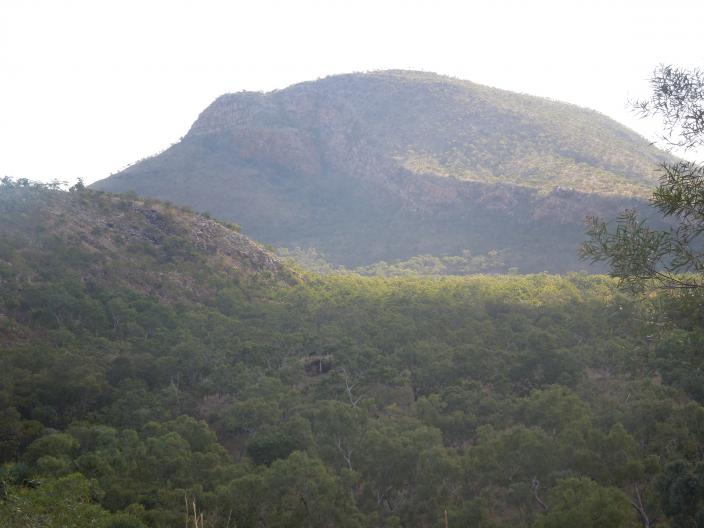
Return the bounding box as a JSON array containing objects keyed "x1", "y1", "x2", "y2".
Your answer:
[
  {"x1": 92, "y1": 70, "x2": 670, "y2": 272},
  {"x1": 2, "y1": 183, "x2": 704, "y2": 526},
  {"x1": 0, "y1": 184, "x2": 296, "y2": 304}
]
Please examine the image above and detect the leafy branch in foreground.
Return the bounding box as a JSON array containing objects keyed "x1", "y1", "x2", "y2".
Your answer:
[
  {"x1": 633, "y1": 65, "x2": 704, "y2": 151},
  {"x1": 582, "y1": 65, "x2": 704, "y2": 290}
]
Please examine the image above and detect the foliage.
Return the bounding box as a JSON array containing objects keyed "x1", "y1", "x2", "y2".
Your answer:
[
  {"x1": 583, "y1": 65, "x2": 704, "y2": 290},
  {"x1": 634, "y1": 65, "x2": 704, "y2": 151},
  {"x1": 534, "y1": 478, "x2": 634, "y2": 528},
  {"x1": 278, "y1": 246, "x2": 510, "y2": 276},
  {"x1": 0, "y1": 472, "x2": 147, "y2": 527},
  {"x1": 1, "y1": 186, "x2": 703, "y2": 526}
]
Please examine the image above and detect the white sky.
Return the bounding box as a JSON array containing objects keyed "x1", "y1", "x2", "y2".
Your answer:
[{"x1": 1, "y1": 0, "x2": 703, "y2": 185}]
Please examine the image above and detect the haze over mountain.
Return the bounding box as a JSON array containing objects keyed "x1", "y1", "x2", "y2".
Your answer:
[{"x1": 92, "y1": 70, "x2": 670, "y2": 272}]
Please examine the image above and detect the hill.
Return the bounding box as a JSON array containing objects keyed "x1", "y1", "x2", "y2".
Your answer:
[
  {"x1": 2, "y1": 183, "x2": 704, "y2": 526},
  {"x1": 0, "y1": 182, "x2": 296, "y2": 300},
  {"x1": 91, "y1": 70, "x2": 670, "y2": 272}
]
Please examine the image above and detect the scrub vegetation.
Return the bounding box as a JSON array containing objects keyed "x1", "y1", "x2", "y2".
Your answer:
[{"x1": 1, "y1": 182, "x2": 703, "y2": 527}]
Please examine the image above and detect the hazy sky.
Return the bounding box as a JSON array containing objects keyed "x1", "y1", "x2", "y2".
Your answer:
[{"x1": 1, "y1": 0, "x2": 703, "y2": 184}]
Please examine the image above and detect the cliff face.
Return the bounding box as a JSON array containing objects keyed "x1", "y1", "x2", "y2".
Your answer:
[{"x1": 91, "y1": 70, "x2": 668, "y2": 272}]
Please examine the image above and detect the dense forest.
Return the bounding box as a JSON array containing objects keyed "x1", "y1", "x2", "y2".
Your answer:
[{"x1": 1, "y1": 183, "x2": 703, "y2": 527}]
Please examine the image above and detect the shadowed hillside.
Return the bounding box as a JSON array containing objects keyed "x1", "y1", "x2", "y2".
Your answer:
[{"x1": 92, "y1": 70, "x2": 670, "y2": 272}]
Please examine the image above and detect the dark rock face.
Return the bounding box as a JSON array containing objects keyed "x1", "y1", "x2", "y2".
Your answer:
[{"x1": 92, "y1": 70, "x2": 668, "y2": 272}]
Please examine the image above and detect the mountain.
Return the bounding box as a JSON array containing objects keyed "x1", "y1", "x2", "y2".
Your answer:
[{"x1": 91, "y1": 70, "x2": 670, "y2": 272}]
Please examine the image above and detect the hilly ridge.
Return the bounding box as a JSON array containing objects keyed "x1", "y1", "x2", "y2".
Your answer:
[
  {"x1": 0, "y1": 184, "x2": 296, "y2": 306},
  {"x1": 3, "y1": 183, "x2": 704, "y2": 527},
  {"x1": 92, "y1": 70, "x2": 671, "y2": 272}
]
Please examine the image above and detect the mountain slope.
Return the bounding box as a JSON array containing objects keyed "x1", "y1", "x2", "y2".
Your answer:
[
  {"x1": 92, "y1": 70, "x2": 670, "y2": 272},
  {"x1": 0, "y1": 185, "x2": 297, "y2": 305},
  {"x1": 2, "y1": 183, "x2": 704, "y2": 527}
]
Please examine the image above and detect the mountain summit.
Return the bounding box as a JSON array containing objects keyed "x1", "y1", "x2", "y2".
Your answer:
[{"x1": 92, "y1": 70, "x2": 667, "y2": 272}]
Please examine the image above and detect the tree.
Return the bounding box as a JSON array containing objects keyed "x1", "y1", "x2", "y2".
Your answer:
[
  {"x1": 257, "y1": 451, "x2": 363, "y2": 528},
  {"x1": 656, "y1": 460, "x2": 704, "y2": 528},
  {"x1": 534, "y1": 477, "x2": 636, "y2": 528},
  {"x1": 582, "y1": 65, "x2": 704, "y2": 290},
  {"x1": 0, "y1": 472, "x2": 147, "y2": 528}
]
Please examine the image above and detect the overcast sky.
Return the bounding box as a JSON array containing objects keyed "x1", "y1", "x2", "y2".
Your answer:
[{"x1": 1, "y1": 0, "x2": 703, "y2": 185}]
